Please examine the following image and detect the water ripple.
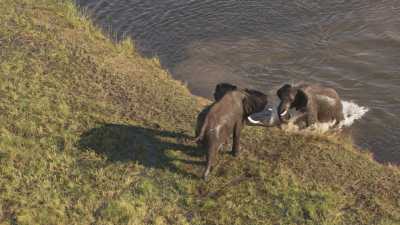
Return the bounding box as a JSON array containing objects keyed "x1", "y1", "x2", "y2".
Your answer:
[{"x1": 76, "y1": 0, "x2": 400, "y2": 164}]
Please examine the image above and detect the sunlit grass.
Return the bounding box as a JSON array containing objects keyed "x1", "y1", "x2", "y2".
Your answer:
[{"x1": 0, "y1": 0, "x2": 399, "y2": 224}]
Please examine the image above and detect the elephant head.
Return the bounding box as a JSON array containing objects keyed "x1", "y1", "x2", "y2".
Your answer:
[
  {"x1": 242, "y1": 88, "x2": 269, "y2": 117},
  {"x1": 213, "y1": 83, "x2": 238, "y2": 101},
  {"x1": 277, "y1": 84, "x2": 308, "y2": 122}
]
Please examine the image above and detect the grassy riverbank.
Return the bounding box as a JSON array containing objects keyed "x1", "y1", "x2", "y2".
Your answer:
[{"x1": 0, "y1": 0, "x2": 399, "y2": 224}]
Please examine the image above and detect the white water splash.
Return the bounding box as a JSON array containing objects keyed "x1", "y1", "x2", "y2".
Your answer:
[
  {"x1": 304, "y1": 100, "x2": 369, "y2": 133},
  {"x1": 339, "y1": 100, "x2": 369, "y2": 128}
]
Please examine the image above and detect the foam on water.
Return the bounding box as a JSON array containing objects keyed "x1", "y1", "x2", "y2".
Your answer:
[{"x1": 339, "y1": 101, "x2": 369, "y2": 128}]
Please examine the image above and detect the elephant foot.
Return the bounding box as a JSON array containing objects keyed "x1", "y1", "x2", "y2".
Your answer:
[{"x1": 231, "y1": 149, "x2": 239, "y2": 157}]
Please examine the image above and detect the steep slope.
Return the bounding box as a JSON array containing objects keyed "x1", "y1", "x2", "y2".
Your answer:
[{"x1": 0, "y1": 0, "x2": 399, "y2": 224}]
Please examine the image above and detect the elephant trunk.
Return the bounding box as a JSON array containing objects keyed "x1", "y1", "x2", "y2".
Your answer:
[{"x1": 277, "y1": 100, "x2": 291, "y2": 122}]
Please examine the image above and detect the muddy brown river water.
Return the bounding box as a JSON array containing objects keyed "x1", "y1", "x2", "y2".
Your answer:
[{"x1": 76, "y1": 0, "x2": 400, "y2": 163}]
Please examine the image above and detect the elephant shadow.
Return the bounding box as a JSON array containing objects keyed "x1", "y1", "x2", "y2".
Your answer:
[{"x1": 78, "y1": 123, "x2": 205, "y2": 177}]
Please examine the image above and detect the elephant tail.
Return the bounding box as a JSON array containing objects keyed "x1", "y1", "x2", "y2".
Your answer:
[{"x1": 194, "y1": 119, "x2": 208, "y2": 144}]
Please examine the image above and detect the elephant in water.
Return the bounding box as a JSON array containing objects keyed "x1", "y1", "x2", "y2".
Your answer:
[{"x1": 248, "y1": 83, "x2": 344, "y2": 129}]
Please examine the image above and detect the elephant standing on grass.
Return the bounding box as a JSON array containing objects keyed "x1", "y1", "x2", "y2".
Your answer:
[{"x1": 195, "y1": 83, "x2": 268, "y2": 180}]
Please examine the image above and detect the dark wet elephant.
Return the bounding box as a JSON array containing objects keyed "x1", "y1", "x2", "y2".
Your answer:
[
  {"x1": 276, "y1": 83, "x2": 344, "y2": 128},
  {"x1": 248, "y1": 83, "x2": 344, "y2": 129}
]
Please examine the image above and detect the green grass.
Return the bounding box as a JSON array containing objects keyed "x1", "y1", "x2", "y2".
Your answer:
[{"x1": 0, "y1": 0, "x2": 399, "y2": 224}]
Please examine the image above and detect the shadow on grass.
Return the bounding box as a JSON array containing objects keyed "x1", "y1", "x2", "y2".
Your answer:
[{"x1": 78, "y1": 123, "x2": 205, "y2": 177}]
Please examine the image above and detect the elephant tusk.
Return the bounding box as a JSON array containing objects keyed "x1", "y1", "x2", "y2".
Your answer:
[
  {"x1": 280, "y1": 110, "x2": 288, "y2": 117},
  {"x1": 247, "y1": 116, "x2": 261, "y2": 124}
]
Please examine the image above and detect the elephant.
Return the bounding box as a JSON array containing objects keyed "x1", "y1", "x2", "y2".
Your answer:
[
  {"x1": 195, "y1": 83, "x2": 268, "y2": 180},
  {"x1": 276, "y1": 83, "x2": 344, "y2": 128}
]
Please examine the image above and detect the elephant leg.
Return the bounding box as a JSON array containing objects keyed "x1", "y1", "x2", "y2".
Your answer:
[
  {"x1": 232, "y1": 121, "x2": 242, "y2": 157},
  {"x1": 292, "y1": 112, "x2": 308, "y2": 129},
  {"x1": 204, "y1": 142, "x2": 219, "y2": 181},
  {"x1": 334, "y1": 107, "x2": 345, "y2": 127},
  {"x1": 306, "y1": 113, "x2": 317, "y2": 127},
  {"x1": 305, "y1": 104, "x2": 318, "y2": 127}
]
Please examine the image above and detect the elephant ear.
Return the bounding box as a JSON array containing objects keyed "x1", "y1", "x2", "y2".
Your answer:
[
  {"x1": 277, "y1": 84, "x2": 292, "y2": 99},
  {"x1": 214, "y1": 83, "x2": 237, "y2": 101},
  {"x1": 293, "y1": 89, "x2": 308, "y2": 110},
  {"x1": 242, "y1": 90, "x2": 268, "y2": 116}
]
